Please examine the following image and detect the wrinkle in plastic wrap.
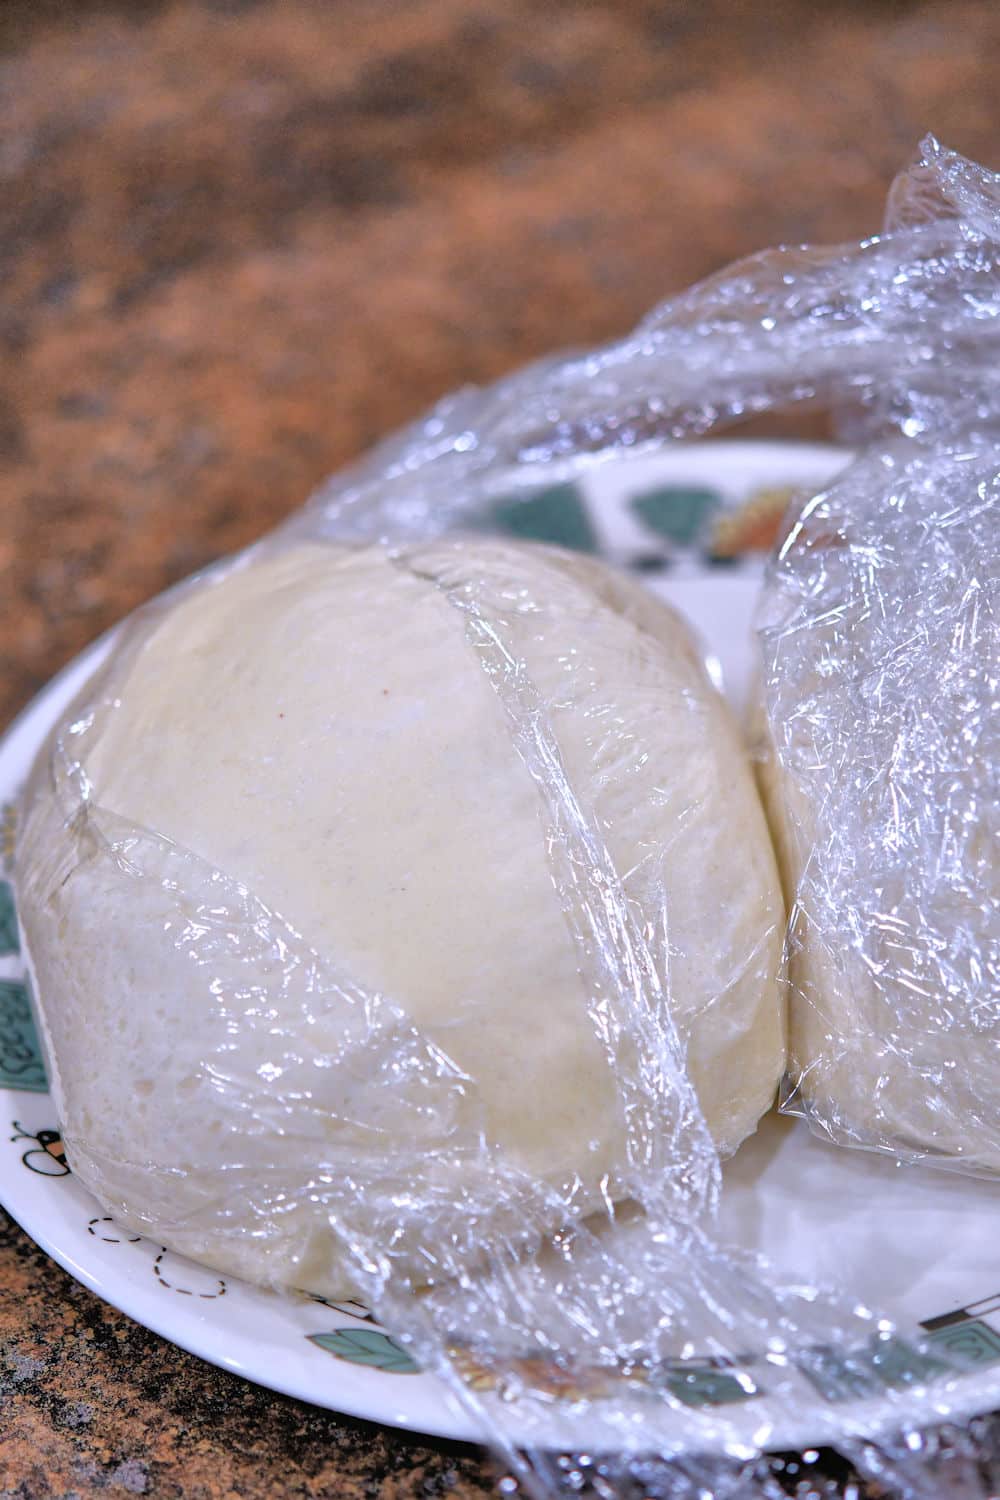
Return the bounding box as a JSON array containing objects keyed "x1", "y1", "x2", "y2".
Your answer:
[{"x1": 16, "y1": 137, "x2": 1000, "y2": 1497}]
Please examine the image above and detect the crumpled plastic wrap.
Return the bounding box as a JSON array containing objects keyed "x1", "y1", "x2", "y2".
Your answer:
[{"x1": 15, "y1": 137, "x2": 1000, "y2": 1497}]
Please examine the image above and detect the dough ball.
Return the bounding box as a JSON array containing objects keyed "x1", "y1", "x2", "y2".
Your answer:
[
  {"x1": 756, "y1": 458, "x2": 1000, "y2": 1174},
  {"x1": 18, "y1": 538, "x2": 785, "y2": 1295}
]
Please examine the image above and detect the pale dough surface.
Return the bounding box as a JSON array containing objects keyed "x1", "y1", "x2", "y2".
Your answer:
[{"x1": 19, "y1": 538, "x2": 785, "y2": 1295}]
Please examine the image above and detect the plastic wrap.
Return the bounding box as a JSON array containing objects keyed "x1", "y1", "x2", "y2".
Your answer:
[
  {"x1": 14, "y1": 137, "x2": 1000, "y2": 1496},
  {"x1": 758, "y1": 439, "x2": 999, "y2": 1174}
]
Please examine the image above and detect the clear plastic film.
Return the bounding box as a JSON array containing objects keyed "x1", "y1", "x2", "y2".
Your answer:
[
  {"x1": 13, "y1": 137, "x2": 1000, "y2": 1496},
  {"x1": 757, "y1": 438, "x2": 999, "y2": 1176}
]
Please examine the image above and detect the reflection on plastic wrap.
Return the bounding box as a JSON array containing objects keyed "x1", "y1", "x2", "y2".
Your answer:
[{"x1": 15, "y1": 137, "x2": 1000, "y2": 1496}]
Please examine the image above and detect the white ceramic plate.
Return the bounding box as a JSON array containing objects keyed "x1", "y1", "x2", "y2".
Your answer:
[{"x1": 2, "y1": 441, "x2": 999, "y2": 1451}]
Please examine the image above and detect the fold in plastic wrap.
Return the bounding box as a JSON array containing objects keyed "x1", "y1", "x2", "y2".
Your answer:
[{"x1": 16, "y1": 138, "x2": 1000, "y2": 1496}]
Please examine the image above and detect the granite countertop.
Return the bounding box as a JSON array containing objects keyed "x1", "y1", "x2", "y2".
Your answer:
[{"x1": 1, "y1": 2, "x2": 998, "y2": 1494}]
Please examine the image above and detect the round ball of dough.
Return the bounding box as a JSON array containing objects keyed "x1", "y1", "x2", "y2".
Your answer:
[
  {"x1": 18, "y1": 538, "x2": 784, "y2": 1296},
  {"x1": 756, "y1": 450, "x2": 1000, "y2": 1175}
]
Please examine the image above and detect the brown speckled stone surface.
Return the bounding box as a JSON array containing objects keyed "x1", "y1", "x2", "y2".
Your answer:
[
  {"x1": 0, "y1": 1210, "x2": 498, "y2": 1497},
  {"x1": 1, "y1": 2, "x2": 999, "y2": 1494}
]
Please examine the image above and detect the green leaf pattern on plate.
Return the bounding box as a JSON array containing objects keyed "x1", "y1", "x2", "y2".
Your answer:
[
  {"x1": 796, "y1": 1336, "x2": 953, "y2": 1404},
  {"x1": 926, "y1": 1320, "x2": 1000, "y2": 1369},
  {"x1": 662, "y1": 1362, "x2": 759, "y2": 1408},
  {"x1": 488, "y1": 483, "x2": 598, "y2": 553},
  {"x1": 0, "y1": 978, "x2": 47, "y2": 1093},
  {"x1": 630, "y1": 485, "x2": 720, "y2": 547},
  {"x1": 309, "y1": 1328, "x2": 421, "y2": 1375},
  {"x1": 0, "y1": 881, "x2": 19, "y2": 956},
  {"x1": 485, "y1": 476, "x2": 792, "y2": 571}
]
